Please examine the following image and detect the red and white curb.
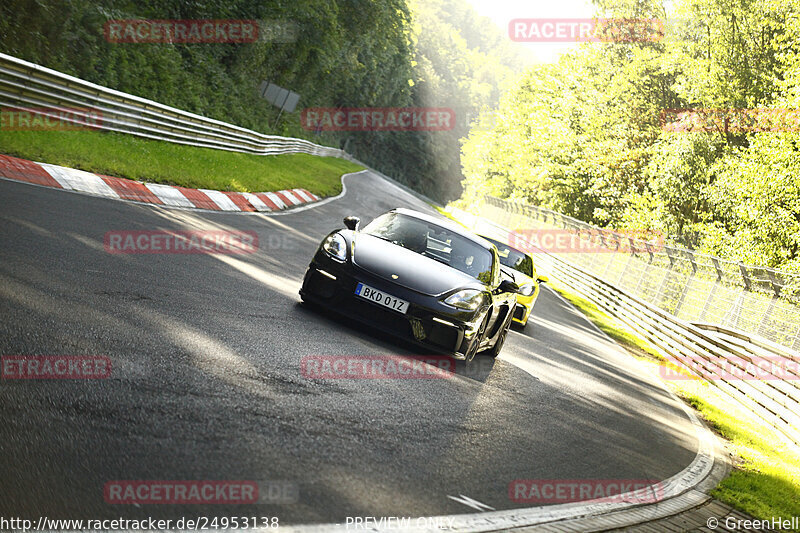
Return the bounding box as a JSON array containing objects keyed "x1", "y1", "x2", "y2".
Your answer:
[{"x1": 0, "y1": 153, "x2": 320, "y2": 212}]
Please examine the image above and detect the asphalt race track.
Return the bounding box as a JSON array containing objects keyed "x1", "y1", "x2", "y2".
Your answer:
[{"x1": 0, "y1": 171, "x2": 699, "y2": 525}]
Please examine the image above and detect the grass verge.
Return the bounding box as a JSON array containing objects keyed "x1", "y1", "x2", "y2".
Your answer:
[
  {"x1": 0, "y1": 130, "x2": 363, "y2": 197},
  {"x1": 548, "y1": 278, "x2": 800, "y2": 527}
]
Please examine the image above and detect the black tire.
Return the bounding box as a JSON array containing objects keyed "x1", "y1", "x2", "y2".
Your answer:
[
  {"x1": 486, "y1": 317, "x2": 512, "y2": 358},
  {"x1": 465, "y1": 311, "x2": 490, "y2": 363},
  {"x1": 464, "y1": 335, "x2": 480, "y2": 363}
]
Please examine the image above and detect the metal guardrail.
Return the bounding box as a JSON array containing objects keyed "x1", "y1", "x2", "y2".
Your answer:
[
  {"x1": 452, "y1": 203, "x2": 800, "y2": 448},
  {"x1": 492, "y1": 197, "x2": 800, "y2": 300},
  {"x1": 486, "y1": 197, "x2": 800, "y2": 353},
  {"x1": 0, "y1": 52, "x2": 343, "y2": 158}
]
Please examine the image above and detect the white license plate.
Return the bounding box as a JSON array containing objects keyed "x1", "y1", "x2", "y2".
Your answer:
[{"x1": 355, "y1": 282, "x2": 409, "y2": 314}]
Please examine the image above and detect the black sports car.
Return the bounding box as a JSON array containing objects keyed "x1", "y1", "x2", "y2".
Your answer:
[{"x1": 300, "y1": 208, "x2": 520, "y2": 361}]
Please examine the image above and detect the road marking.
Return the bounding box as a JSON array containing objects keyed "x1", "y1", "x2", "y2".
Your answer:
[{"x1": 447, "y1": 494, "x2": 496, "y2": 512}]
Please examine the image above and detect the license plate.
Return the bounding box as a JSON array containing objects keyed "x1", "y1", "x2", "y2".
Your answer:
[{"x1": 355, "y1": 282, "x2": 409, "y2": 314}]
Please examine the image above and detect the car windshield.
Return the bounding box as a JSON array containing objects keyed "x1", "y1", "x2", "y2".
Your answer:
[
  {"x1": 364, "y1": 212, "x2": 494, "y2": 282},
  {"x1": 482, "y1": 236, "x2": 533, "y2": 278}
]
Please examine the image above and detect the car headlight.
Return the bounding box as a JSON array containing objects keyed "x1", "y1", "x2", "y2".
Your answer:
[
  {"x1": 444, "y1": 289, "x2": 486, "y2": 310},
  {"x1": 519, "y1": 282, "x2": 534, "y2": 296},
  {"x1": 322, "y1": 233, "x2": 347, "y2": 261}
]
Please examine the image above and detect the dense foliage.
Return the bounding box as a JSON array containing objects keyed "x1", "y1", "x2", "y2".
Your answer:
[
  {"x1": 0, "y1": 0, "x2": 526, "y2": 202},
  {"x1": 460, "y1": 0, "x2": 800, "y2": 272}
]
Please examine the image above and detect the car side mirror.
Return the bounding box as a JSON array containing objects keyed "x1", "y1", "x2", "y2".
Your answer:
[
  {"x1": 537, "y1": 275, "x2": 549, "y2": 283},
  {"x1": 498, "y1": 279, "x2": 520, "y2": 294},
  {"x1": 343, "y1": 216, "x2": 360, "y2": 231}
]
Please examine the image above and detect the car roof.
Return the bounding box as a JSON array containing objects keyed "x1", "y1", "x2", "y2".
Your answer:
[{"x1": 391, "y1": 208, "x2": 495, "y2": 251}]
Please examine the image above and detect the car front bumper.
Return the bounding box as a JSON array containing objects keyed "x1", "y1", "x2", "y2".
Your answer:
[{"x1": 300, "y1": 253, "x2": 483, "y2": 359}]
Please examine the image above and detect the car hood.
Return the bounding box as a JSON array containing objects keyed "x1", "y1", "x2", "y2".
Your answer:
[{"x1": 352, "y1": 234, "x2": 480, "y2": 296}]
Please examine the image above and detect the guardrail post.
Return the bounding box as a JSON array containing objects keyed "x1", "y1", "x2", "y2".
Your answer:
[
  {"x1": 686, "y1": 249, "x2": 698, "y2": 274},
  {"x1": 738, "y1": 262, "x2": 752, "y2": 291},
  {"x1": 628, "y1": 237, "x2": 637, "y2": 256},
  {"x1": 644, "y1": 242, "x2": 654, "y2": 263},
  {"x1": 765, "y1": 269, "x2": 782, "y2": 298},
  {"x1": 711, "y1": 257, "x2": 723, "y2": 281},
  {"x1": 665, "y1": 246, "x2": 676, "y2": 268},
  {"x1": 597, "y1": 230, "x2": 607, "y2": 249}
]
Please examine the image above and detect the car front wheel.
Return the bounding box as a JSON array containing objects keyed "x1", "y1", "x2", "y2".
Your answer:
[
  {"x1": 465, "y1": 312, "x2": 490, "y2": 362},
  {"x1": 485, "y1": 316, "x2": 512, "y2": 358}
]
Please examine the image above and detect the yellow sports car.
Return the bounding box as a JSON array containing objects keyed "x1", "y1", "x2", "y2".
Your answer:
[{"x1": 480, "y1": 235, "x2": 548, "y2": 327}]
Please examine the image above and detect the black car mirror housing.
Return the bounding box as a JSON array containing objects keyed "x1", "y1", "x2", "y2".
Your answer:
[
  {"x1": 498, "y1": 279, "x2": 520, "y2": 294},
  {"x1": 343, "y1": 216, "x2": 360, "y2": 231}
]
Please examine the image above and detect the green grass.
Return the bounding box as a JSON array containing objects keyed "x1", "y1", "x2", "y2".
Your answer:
[
  {"x1": 0, "y1": 130, "x2": 363, "y2": 197},
  {"x1": 549, "y1": 280, "x2": 800, "y2": 527}
]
